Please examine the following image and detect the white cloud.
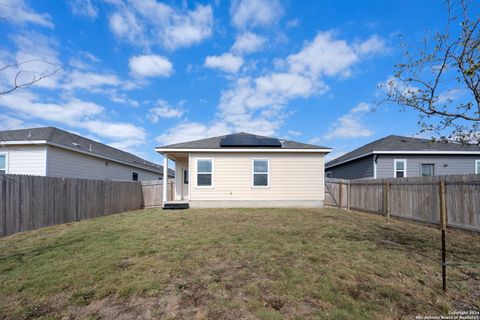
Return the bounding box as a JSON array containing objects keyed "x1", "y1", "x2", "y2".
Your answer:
[
  {"x1": 231, "y1": 32, "x2": 266, "y2": 54},
  {"x1": 437, "y1": 88, "x2": 465, "y2": 104},
  {"x1": 353, "y1": 34, "x2": 388, "y2": 56},
  {"x1": 148, "y1": 100, "x2": 184, "y2": 122},
  {"x1": 255, "y1": 72, "x2": 319, "y2": 99},
  {"x1": 205, "y1": 53, "x2": 244, "y2": 73},
  {"x1": 287, "y1": 130, "x2": 302, "y2": 137},
  {"x1": 0, "y1": 114, "x2": 25, "y2": 131},
  {"x1": 351, "y1": 102, "x2": 372, "y2": 113},
  {"x1": 0, "y1": 91, "x2": 147, "y2": 149},
  {"x1": 79, "y1": 120, "x2": 146, "y2": 141},
  {"x1": 286, "y1": 19, "x2": 299, "y2": 28},
  {"x1": 109, "y1": 10, "x2": 145, "y2": 45},
  {"x1": 63, "y1": 71, "x2": 121, "y2": 91},
  {"x1": 0, "y1": 0, "x2": 53, "y2": 28},
  {"x1": 155, "y1": 122, "x2": 231, "y2": 145},
  {"x1": 107, "y1": 1, "x2": 213, "y2": 50},
  {"x1": 230, "y1": 0, "x2": 282, "y2": 29},
  {"x1": 69, "y1": 0, "x2": 99, "y2": 19},
  {"x1": 324, "y1": 103, "x2": 374, "y2": 140},
  {"x1": 287, "y1": 31, "x2": 359, "y2": 78},
  {"x1": 129, "y1": 54, "x2": 174, "y2": 78},
  {"x1": 0, "y1": 91, "x2": 103, "y2": 126},
  {"x1": 159, "y1": 31, "x2": 386, "y2": 144}
]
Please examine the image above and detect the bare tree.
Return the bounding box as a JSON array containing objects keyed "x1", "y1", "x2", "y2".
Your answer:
[
  {"x1": 380, "y1": 0, "x2": 480, "y2": 144},
  {"x1": 0, "y1": 3, "x2": 63, "y2": 96},
  {"x1": 0, "y1": 60, "x2": 62, "y2": 96}
]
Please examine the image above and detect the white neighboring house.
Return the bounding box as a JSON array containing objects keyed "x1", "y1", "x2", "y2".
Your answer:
[
  {"x1": 155, "y1": 132, "x2": 331, "y2": 208},
  {"x1": 0, "y1": 127, "x2": 174, "y2": 181}
]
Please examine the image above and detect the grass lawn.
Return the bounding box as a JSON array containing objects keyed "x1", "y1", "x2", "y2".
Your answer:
[{"x1": 0, "y1": 208, "x2": 479, "y2": 319}]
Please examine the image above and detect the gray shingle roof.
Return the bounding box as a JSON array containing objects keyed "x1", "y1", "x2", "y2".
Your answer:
[
  {"x1": 157, "y1": 132, "x2": 330, "y2": 150},
  {"x1": 326, "y1": 135, "x2": 480, "y2": 168},
  {"x1": 0, "y1": 127, "x2": 174, "y2": 176}
]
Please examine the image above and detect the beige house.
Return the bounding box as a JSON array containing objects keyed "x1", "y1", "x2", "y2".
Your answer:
[{"x1": 155, "y1": 133, "x2": 331, "y2": 208}]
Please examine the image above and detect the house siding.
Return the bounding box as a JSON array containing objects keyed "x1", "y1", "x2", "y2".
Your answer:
[
  {"x1": 376, "y1": 154, "x2": 480, "y2": 178},
  {"x1": 46, "y1": 146, "x2": 162, "y2": 181},
  {"x1": 327, "y1": 155, "x2": 374, "y2": 179},
  {"x1": 188, "y1": 152, "x2": 325, "y2": 201},
  {"x1": 1, "y1": 145, "x2": 47, "y2": 175}
]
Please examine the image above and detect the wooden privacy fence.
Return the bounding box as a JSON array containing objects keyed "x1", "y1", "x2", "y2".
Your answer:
[
  {"x1": 0, "y1": 174, "x2": 144, "y2": 237},
  {"x1": 141, "y1": 180, "x2": 174, "y2": 208},
  {"x1": 325, "y1": 175, "x2": 480, "y2": 232}
]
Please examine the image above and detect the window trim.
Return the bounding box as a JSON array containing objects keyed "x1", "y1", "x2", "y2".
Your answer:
[
  {"x1": 394, "y1": 159, "x2": 407, "y2": 178},
  {"x1": 475, "y1": 160, "x2": 480, "y2": 174},
  {"x1": 420, "y1": 163, "x2": 435, "y2": 177},
  {"x1": 196, "y1": 158, "x2": 214, "y2": 188},
  {"x1": 0, "y1": 152, "x2": 8, "y2": 174},
  {"x1": 251, "y1": 158, "x2": 270, "y2": 188}
]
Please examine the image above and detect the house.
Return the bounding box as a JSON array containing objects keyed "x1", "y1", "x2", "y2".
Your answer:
[
  {"x1": 0, "y1": 127, "x2": 174, "y2": 181},
  {"x1": 155, "y1": 132, "x2": 331, "y2": 208},
  {"x1": 325, "y1": 135, "x2": 480, "y2": 180}
]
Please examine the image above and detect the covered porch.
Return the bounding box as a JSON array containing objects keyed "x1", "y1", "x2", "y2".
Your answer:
[{"x1": 161, "y1": 152, "x2": 190, "y2": 208}]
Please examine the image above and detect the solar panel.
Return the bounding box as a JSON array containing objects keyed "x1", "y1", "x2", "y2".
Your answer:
[{"x1": 220, "y1": 134, "x2": 282, "y2": 147}]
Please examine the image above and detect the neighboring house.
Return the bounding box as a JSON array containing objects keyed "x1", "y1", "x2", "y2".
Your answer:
[
  {"x1": 0, "y1": 127, "x2": 174, "y2": 181},
  {"x1": 155, "y1": 132, "x2": 331, "y2": 208},
  {"x1": 325, "y1": 135, "x2": 480, "y2": 180}
]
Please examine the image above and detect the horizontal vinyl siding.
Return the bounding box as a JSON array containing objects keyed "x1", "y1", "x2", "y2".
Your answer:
[
  {"x1": 327, "y1": 155, "x2": 374, "y2": 179},
  {"x1": 189, "y1": 152, "x2": 325, "y2": 201},
  {"x1": 47, "y1": 146, "x2": 162, "y2": 181},
  {"x1": 1, "y1": 145, "x2": 46, "y2": 175},
  {"x1": 376, "y1": 154, "x2": 480, "y2": 178}
]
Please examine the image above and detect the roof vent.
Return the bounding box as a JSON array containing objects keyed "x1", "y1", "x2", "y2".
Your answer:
[
  {"x1": 27, "y1": 130, "x2": 32, "y2": 138},
  {"x1": 400, "y1": 139, "x2": 408, "y2": 143},
  {"x1": 72, "y1": 142, "x2": 81, "y2": 148},
  {"x1": 89, "y1": 144, "x2": 93, "y2": 152}
]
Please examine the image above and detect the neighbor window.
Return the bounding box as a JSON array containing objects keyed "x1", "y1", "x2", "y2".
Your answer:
[
  {"x1": 197, "y1": 159, "x2": 213, "y2": 187},
  {"x1": 132, "y1": 172, "x2": 138, "y2": 181},
  {"x1": 421, "y1": 164, "x2": 434, "y2": 177},
  {"x1": 252, "y1": 159, "x2": 269, "y2": 187},
  {"x1": 476, "y1": 160, "x2": 480, "y2": 174},
  {"x1": 326, "y1": 171, "x2": 332, "y2": 178},
  {"x1": 394, "y1": 159, "x2": 407, "y2": 178},
  {"x1": 0, "y1": 154, "x2": 6, "y2": 174}
]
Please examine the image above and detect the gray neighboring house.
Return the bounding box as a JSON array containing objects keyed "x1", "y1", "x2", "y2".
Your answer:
[
  {"x1": 0, "y1": 127, "x2": 174, "y2": 181},
  {"x1": 325, "y1": 135, "x2": 480, "y2": 179}
]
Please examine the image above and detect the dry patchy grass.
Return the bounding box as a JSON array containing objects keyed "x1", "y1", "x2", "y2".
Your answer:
[{"x1": 0, "y1": 207, "x2": 479, "y2": 319}]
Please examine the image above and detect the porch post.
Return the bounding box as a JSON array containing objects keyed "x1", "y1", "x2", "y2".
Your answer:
[{"x1": 162, "y1": 155, "x2": 168, "y2": 203}]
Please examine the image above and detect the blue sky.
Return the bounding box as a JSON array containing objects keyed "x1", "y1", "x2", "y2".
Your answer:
[{"x1": 0, "y1": 0, "x2": 452, "y2": 162}]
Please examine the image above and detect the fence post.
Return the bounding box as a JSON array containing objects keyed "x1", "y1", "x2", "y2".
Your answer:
[
  {"x1": 339, "y1": 182, "x2": 343, "y2": 208},
  {"x1": 347, "y1": 180, "x2": 351, "y2": 211},
  {"x1": 439, "y1": 180, "x2": 447, "y2": 292},
  {"x1": 384, "y1": 181, "x2": 390, "y2": 218}
]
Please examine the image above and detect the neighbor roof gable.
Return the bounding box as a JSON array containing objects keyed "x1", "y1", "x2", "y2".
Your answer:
[
  {"x1": 0, "y1": 127, "x2": 173, "y2": 176},
  {"x1": 326, "y1": 135, "x2": 480, "y2": 168}
]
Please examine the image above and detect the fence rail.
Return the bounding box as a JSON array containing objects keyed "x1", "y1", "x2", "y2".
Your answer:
[
  {"x1": 141, "y1": 180, "x2": 174, "y2": 208},
  {"x1": 0, "y1": 174, "x2": 145, "y2": 237},
  {"x1": 325, "y1": 174, "x2": 480, "y2": 232}
]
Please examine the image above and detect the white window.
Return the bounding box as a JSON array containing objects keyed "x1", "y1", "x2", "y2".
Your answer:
[
  {"x1": 476, "y1": 160, "x2": 480, "y2": 174},
  {"x1": 394, "y1": 159, "x2": 407, "y2": 178},
  {"x1": 421, "y1": 164, "x2": 434, "y2": 177},
  {"x1": 0, "y1": 153, "x2": 7, "y2": 174},
  {"x1": 197, "y1": 159, "x2": 213, "y2": 187},
  {"x1": 252, "y1": 159, "x2": 269, "y2": 187}
]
